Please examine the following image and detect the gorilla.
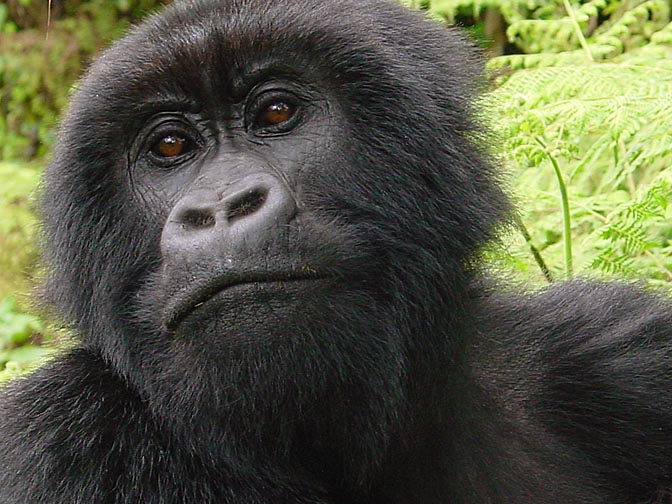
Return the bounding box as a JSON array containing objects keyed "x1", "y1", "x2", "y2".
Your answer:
[{"x1": 1, "y1": 0, "x2": 671, "y2": 503}]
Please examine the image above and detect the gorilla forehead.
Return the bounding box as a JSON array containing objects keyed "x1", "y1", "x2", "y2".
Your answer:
[
  {"x1": 93, "y1": 0, "x2": 384, "y2": 99},
  {"x1": 79, "y1": 0, "x2": 480, "y2": 116}
]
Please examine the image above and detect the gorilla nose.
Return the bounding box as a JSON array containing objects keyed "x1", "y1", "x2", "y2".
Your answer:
[{"x1": 161, "y1": 174, "x2": 297, "y2": 258}]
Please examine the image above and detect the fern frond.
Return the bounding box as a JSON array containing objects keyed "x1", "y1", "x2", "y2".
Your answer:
[
  {"x1": 600, "y1": 222, "x2": 648, "y2": 254},
  {"x1": 589, "y1": 250, "x2": 637, "y2": 276},
  {"x1": 485, "y1": 62, "x2": 672, "y2": 282}
]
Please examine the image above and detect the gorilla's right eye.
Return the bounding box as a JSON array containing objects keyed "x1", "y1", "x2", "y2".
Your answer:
[{"x1": 143, "y1": 121, "x2": 200, "y2": 166}]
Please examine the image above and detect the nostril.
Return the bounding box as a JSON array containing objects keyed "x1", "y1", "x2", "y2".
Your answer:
[
  {"x1": 181, "y1": 209, "x2": 216, "y2": 229},
  {"x1": 226, "y1": 188, "x2": 268, "y2": 223}
]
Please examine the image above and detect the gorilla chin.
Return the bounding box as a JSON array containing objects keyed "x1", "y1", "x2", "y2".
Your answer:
[{"x1": 1, "y1": 0, "x2": 672, "y2": 503}]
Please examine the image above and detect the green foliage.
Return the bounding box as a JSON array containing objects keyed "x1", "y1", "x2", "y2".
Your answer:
[
  {"x1": 0, "y1": 1, "x2": 166, "y2": 161},
  {"x1": 0, "y1": 296, "x2": 48, "y2": 367},
  {"x1": 0, "y1": 161, "x2": 47, "y2": 379},
  {"x1": 402, "y1": 0, "x2": 672, "y2": 285},
  {"x1": 402, "y1": 0, "x2": 574, "y2": 29},
  {"x1": 0, "y1": 295, "x2": 53, "y2": 382},
  {"x1": 489, "y1": 0, "x2": 671, "y2": 69},
  {"x1": 0, "y1": 4, "x2": 9, "y2": 32},
  {"x1": 477, "y1": 1, "x2": 672, "y2": 284},
  {"x1": 0, "y1": 33, "x2": 72, "y2": 159},
  {"x1": 0, "y1": 161, "x2": 40, "y2": 298}
]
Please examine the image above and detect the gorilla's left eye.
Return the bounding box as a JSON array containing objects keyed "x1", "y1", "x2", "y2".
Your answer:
[
  {"x1": 256, "y1": 102, "x2": 296, "y2": 129},
  {"x1": 248, "y1": 91, "x2": 302, "y2": 134},
  {"x1": 151, "y1": 135, "x2": 192, "y2": 158}
]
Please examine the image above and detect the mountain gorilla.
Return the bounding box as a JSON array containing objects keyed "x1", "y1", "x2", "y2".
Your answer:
[{"x1": 1, "y1": 0, "x2": 672, "y2": 502}]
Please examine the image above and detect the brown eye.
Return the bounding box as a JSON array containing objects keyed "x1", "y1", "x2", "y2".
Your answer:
[
  {"x1": 152, "y1": 135, "x2": 188, "y2": 158},
  {"x1": 257, "y1": 102, "x2": 296, "y2": 128}
]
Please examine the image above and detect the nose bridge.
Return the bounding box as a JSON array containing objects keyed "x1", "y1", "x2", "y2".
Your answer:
[
  {"x1": 161, "y1": 172, "x2": 297, "y2": 260},
  {"x1": 199, "y1": 150, "x2": 248, "y2": 185}
]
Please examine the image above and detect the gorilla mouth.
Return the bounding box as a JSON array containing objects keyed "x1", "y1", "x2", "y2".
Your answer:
[{"x1": 164, "y1": 272, "x2": 328, "y2": 330}]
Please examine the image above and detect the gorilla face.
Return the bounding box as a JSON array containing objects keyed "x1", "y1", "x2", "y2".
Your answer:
[
  {"x1": 139, "y1": 72, "x2": 344, "y2": 335},
  {"x1": 42, "y1": 0, "x2": 507, "y2": 469}
]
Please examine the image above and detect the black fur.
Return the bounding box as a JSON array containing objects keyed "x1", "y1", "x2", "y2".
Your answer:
[{"x1": 1, "y1": 1, "x2": 671, "y2": 503}]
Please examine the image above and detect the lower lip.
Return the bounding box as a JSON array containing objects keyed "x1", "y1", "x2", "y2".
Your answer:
[{"x1": 165, "y1": 277, "x2": 328, "y2": 330}]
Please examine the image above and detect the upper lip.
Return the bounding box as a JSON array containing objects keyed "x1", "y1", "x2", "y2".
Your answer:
[{"x1": 164, "y1": 270, "x2": 327, "y2": 330}]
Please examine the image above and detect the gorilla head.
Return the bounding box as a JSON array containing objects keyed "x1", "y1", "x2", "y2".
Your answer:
[
  {"x1": 4, "y1": 0, "x2": 672, "y2": 502},
  {"x1": 36, "y1": 0, "x2": 514, "y2": 494}
]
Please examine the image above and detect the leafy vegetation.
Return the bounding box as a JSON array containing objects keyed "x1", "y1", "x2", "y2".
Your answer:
[
  {"x1": 0, "y1": 161, "x2": 39, "y2": 297},
  {"x1": 0, "y1": 296, "x2": 50, "y2": 381},
  {"x1": 400, "y1": 0, "x2": 672, "y2": 284},
  {"x1": 0, "y1": 0, "x2": 167, "y2": 160},
  {"x1": 486, "y1": 63, "x2": 672, "y2": 284},
  {"x1": 0, "y1": 0, "x2": 670, "y2": 377},
  {"x1": 0, "y1": 161, "x2": 45, "y2": 380}
]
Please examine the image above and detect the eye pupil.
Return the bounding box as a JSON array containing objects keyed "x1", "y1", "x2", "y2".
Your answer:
[
  {"x1": 154, "y1": 135, "x2": 187, "y2": 158},
  {"x1": 258, "y1": 102, "x2": 295, "y2": 128}
]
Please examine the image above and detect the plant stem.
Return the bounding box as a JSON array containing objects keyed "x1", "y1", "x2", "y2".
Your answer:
[
  {"x1": 515, "y1": 215, "x2": 554, "y2": 283},
  {"x1": 536, "y1": 137, "x2": 573, "y2": 277},
  {"x1": 563, "y1": 0, "x2": 594, "y2": 61}
]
